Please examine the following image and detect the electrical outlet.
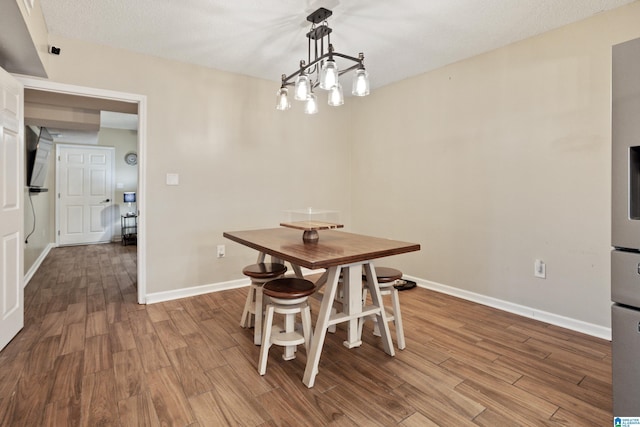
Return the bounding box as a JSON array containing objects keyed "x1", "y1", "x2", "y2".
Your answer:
[
  {"x1": 534, "y1": 259, "x2": 546, "y2": 279},
  {"x1": 217, "y1": 245, "x2": 225, "y2": 258}
]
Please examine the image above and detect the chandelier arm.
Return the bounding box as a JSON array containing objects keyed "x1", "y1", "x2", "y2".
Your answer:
[
  {"x1": 337, "y1": 63, "x2": 361, "y2": 76},
  {"x1": 281, "y1": 52, "x2": 331, "y2": 85},
  {"x1": 280, "y1": 51, "x2": 363, "y2": 86},
  {"x1": 331, "y1": 52, "x2": 364, "y2": 64}
]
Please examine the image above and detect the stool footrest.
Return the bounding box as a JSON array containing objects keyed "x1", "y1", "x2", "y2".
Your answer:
[{"x1": 269, "y1": 325, "x2": 306, "y2": 346}]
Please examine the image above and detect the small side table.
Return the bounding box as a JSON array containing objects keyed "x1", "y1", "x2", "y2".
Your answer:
[{"x1": 121, "y1": 213, "x2": 137, "y2": 246}]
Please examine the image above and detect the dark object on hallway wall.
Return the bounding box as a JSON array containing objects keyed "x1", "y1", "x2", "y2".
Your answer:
[{"x1": 25, "y1": 125, "x2": 53, "y2": 189}]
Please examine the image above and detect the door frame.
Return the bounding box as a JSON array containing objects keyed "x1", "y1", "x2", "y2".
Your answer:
[
  {"x1": 16, "y1": 76, "x2": 148, "y2": 304},
  {"x1": 55, "y1": 144, "x2": 115, "y2": 246}
]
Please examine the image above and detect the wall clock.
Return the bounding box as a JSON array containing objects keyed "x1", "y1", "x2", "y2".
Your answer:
[{"x1": 124, "y1": 152, "x2": 138, "y2": 166}]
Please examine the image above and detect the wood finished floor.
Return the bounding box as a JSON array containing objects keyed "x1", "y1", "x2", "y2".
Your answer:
[{"x1": 0, "y1": 243, "x2": 612, "y2": 426}]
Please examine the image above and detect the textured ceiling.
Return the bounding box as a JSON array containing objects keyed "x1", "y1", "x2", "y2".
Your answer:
[{"x1": 40, "y1": 0, "x2": 637, "y2": 90}]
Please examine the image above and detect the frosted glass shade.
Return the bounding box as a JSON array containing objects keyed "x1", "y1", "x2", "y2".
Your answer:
[
  {"x1": 275, "y1": 87, "x2": 291, "y2": 111},
  {"x1": 328, "y1": 84, "x2": 344, "y2": 106},
  {"x1": 294, "y1": 74, "x2": 311, "y2": 100},
  {"x1": 352, "y1": 68, "x2": 370, "y2": 96},
  {"x1": 304, "y1": 93, "x2": 319, "y2": 114},
  {"x1": 319, "y1": 59, "x2": 339, "y2": 90}
]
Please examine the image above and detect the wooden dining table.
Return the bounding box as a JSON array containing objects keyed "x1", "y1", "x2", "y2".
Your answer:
[{"x1": 223, "y1": 227, "x2": 421, "y2": 388}]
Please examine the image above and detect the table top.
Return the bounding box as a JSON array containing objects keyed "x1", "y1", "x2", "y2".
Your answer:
[{"x1": 223, "y1": 228, "x2": 420, "y2": 269}]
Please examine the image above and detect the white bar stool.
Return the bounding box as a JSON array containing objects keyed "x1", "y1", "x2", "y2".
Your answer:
[
  {"x1": 359, "y1": 267, "x2": 406, "y2": 350},
  {"x1": 258, "y1": 277, "x2": 316, "y2": 376},
  {"x1": 240, "y1": 263, "x2": 287, "y2": 345}
]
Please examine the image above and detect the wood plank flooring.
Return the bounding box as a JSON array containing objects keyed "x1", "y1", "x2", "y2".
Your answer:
[{"x1": 0, "y1": 243, "x2": 612, "y2": 426}]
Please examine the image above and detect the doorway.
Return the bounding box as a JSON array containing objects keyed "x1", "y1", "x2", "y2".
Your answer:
[{"x1": 18, "y1": 76, "x2": 148, "y2": 304}]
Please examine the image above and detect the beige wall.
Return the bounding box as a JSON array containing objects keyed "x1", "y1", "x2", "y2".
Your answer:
[
  {"x1": 351, "y1": 2, "x2": 640, "y2": 328},
  {"x1": 44, "y1": 35, "x2": 354, "y2": 292},
  {"x1": 23, "y1": 136, "x2": 55, "y2": 273},
  {"x1": 25, "y1": 1, "x2": 640, "y2": 328},
  {"x1": 15, "y1": 0, "x2": 49, "y2": 76},
  {"x1": 97, "y1": 127, "x2": 138, "y2": 237}
]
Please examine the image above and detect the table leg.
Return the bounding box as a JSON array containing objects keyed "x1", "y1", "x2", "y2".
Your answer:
[
  {"x1": 270, "y1": 255, "x2": 303, "y2": 278},
  {"x1": 303, "y1": 266, "x2": 341, "y2": 388},
  {"x1": 290, "y1": 264, "x2": 304, "y2": 278},
  {"x1": 363, "y1": 263, "x2": 395, "y2": 357},
  {"x1": 342, "y1": 265, "x2": 363, "y2": 348},
  {"x1": 313, "y1": 270, "x2": 328, "y2": 289}
]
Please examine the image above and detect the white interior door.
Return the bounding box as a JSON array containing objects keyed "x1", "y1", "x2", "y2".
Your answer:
[
  {"x1": 57, "y1": 145, "x2": 115, "y2": 246},
  {"x1": 0, "y1": 67, "x2": 24, "y2": 351}
]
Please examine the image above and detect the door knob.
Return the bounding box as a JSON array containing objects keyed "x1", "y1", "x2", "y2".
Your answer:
[{"x1": 101, "y1": 199, "x2": 110, "y2": 203}]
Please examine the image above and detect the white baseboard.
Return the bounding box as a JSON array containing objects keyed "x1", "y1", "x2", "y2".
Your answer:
[
  {"x1": 145, "y1": 277, "x2": 250, "y2": 304},
  {"x1": 24, "y1": 243, "x2": 56, "y2": 287},
  {"x1": 405, "y1": 275, "x2": 611, "y2": 341},
  {"x1": 145, "y1": 269, "x2": 611, "y2": 340},
  {"x1": 144, "y1": 267, "x2": 325, "y2": 304}
]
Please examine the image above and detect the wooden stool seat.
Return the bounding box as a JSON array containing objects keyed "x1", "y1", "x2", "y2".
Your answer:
[
  {"x1": 258, "y1": 278, "x2": 316, "y2": 376},
  {"x1": 368, "y1": 267, "x2": 402, "y2": 284},
  {"x1": 240, "y1": 263, "x2": 287, "y2": 345},
  {"x1": 242, "y1": 262, "x2": 288, "y2": 279},
  {"x1": 360, "y1": 266, "x2": 406, "y2": 350},
  {"x1": 262, "y1": 277, "x2": 317, "y2": 299}
]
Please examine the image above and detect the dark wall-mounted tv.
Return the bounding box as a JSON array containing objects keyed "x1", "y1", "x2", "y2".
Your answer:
[{"x1": 25, "y1": 126, "x2": 54, "y2": 189}]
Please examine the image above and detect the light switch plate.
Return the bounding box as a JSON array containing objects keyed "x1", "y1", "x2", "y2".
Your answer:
[
  {"x1": 166, "y1": 173, "x2": 179, "y2": 186},
  {"x1": 534, "y1": 259, "x2": 546, "y2": 279}
]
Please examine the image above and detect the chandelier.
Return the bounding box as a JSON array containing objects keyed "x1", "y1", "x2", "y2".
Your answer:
[{"x1": 276, "y1": 7, "x2": 370, "y2": 114}]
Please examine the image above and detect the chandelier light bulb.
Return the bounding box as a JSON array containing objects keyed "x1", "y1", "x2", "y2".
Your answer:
[
  {"x1": 320, "y1": 59, "x2": 339, "y2": 90},
  {"x1": 275, "y1": 87, "x2": 291, "y2": 111},
  {"x1": 328, "y1": 84, "x2": 344, "y2": 107},
  {"x1": 352, "y1": 68, "x2": 370, "y2": 97},
  {"x1": 294, "y1": 73, "x2": 311, "y2": 101},
  {"x1": 304, "y1": 92, "x2": 319, "y2": 114}
]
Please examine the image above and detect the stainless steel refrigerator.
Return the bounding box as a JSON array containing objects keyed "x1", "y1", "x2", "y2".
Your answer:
[{"x1": 612, "y1": 36, "x2": 640, "y2": 416}]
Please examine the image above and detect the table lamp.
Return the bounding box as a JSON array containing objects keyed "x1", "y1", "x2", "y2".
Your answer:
[{"x1": 123, "y1": 192, "x2": 136, "y2": 215}]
